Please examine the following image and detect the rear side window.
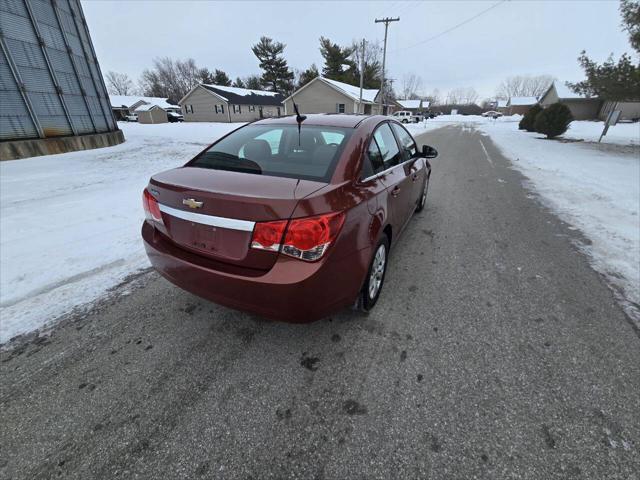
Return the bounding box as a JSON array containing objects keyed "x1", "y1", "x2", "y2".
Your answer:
[
  {"x1": 372, "y1": 123, "x2": 402, "y2": 169},
  {"x1": 191, "y1": 125, "x2": 352, "y2": 182},
  {"x1": 361, "y1": 138, "x2": 385, "y2": 179}
]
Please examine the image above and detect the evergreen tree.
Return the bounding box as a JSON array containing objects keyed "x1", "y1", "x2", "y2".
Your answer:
[
  {"x1": 251, "y1": 37, "x2": 295, "y2": 94},
  {"x1": 319, "y1": 37, "x2": 357, "y2": 84},
  {"x1": 297, "y1": 64, "x2": 319, "y2": 88},
  {"x1": 534, "y1": 103, "x2": 573, "y2": 138},
  {"x1": 569, "y1": 0, "x2": 640, "y2": 100},
  {"x1": 196, "y1": 68, "x2": 215, "y2": 84},
  {"x1": 244, "y1": 75, "x2": 262, "y2": 90},
  {"x1": 351, "y1": 41, "x2": 382, "y2": 89},
  {"x1": 213, "y1": 69, "x2": 232, "y2": 86},
  {"x1": 232, "y1": 77, "x2": 245, "y2": 88},
  {"x1": 519, "y1": 104, "x2": 543, "y2": 131}
]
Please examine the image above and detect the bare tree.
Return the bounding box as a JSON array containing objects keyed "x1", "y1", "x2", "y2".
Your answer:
[
  {"x1": 139, "y1": 57, "x2": 201, "y2": 103},
  {"x1": 496, "y1": 75, "x2": 554, "y2": 99},
  {"x1": 350, "y1": 40, "x2": 382, "y2": 89},
  {"x1": 400, "y1": 73, "x2": 423, "y2": 100},
  {"x1": 447, "y1": 87, "x2": 479, "y2": 105},
  {"x1": 105, "y1": 71, "x2": 135, "y2": 95}
]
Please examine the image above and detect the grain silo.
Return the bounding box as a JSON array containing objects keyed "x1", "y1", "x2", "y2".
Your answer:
[{"x1": 0, "y1": 0, "x2": 124, "y2": 160}]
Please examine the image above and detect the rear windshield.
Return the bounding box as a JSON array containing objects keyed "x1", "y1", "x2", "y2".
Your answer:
[{"x1": 190, "y1": 124, "x2": 353, "y2": 182}]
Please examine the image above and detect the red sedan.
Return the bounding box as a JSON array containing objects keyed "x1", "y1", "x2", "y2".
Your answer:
[{"x1": 142, "y1": 114, "x2": 437, "y2": 322}]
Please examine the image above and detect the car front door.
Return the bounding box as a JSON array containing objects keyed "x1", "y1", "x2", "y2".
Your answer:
[
  {"x1": 390, "y1": 122, "x2": 425, "y2": 208},
  {"x1": 370, "y1": 123, "x2": 414, "y2": 235}
]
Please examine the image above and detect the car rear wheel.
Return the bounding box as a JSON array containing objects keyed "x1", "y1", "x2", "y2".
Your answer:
[
  {"x1": 359, "y1": 237, "x2": 389, "y2": 312},
  {"x1": 415, "y1": 176, "x2": 429, "y2": 212},
  {"x1": 401, "y1": 119, "x2": 408, "y2": 124}
]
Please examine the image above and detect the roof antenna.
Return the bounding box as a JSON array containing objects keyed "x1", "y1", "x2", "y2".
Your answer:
[{"x1": 293, "y1": 102, "x2": 306, "y2": 147}]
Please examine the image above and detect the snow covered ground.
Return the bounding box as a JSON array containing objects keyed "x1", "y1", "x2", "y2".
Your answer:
[
  {"x1": 562, "y1": 120, "x2": 639, "y2": 145},
  {"x1": 1, "y1": 122, "x2": 242, "y2": 343}
]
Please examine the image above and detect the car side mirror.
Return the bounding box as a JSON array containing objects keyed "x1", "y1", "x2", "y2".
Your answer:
[{"x1": 422, "y1": 145, "x2": 438, "y2": 159}]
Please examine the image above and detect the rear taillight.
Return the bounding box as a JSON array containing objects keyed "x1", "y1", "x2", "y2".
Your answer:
[
  {"x1": 142, "y1": 189, "x2": 163, "y2": 224},
  {"x1": 250, "y1": 220, "x2": 288, "y2": 252},
  {"x1": 250, "y1": 212, "x2": 345, "y2": 262}
]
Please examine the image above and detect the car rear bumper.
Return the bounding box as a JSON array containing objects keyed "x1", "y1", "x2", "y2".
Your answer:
[{"x1": 142, "y1": 221, "x2": 370, "y2": 322}]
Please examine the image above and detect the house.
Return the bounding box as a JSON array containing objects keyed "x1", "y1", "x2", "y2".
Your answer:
[
  {"x1": 496, "y1": 99, "x2": 509, "y2": 114},
  {"x1": 178, "y1": 84, "x2": 284, "y2": 122},
  {"x1": 507, "y1": 96, "x2": 538, "y2": 116},
  {"x1": 539, "y1": 82, "x2": 602, "y2": 120},
  {"x1": 135, "y1": 104, "x2": 168, "y2": 124},
  {"x1": 283, "y1": 77, "x2": 392, "y2": 116},
  {"x1": 109, "y1": 95, "x2": 179, "y2": 120},
  {"x1": 598, "y1": 101, "x2": 640, "y2": 122},
  {"x1": 396, "y1": 99, "x2": 430, "y2": 113}
]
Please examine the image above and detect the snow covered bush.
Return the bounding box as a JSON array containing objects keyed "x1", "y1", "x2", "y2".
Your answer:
[
  {"x1": 518, "y1": 104, "x2": 543, "y2": 132},
  {"x1": 534, "y1": 103, "x2": 574, "y2": 138}
]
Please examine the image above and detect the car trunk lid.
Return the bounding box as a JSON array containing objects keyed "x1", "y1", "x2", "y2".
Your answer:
[{"x1": 149, "y1": 167, "x2": 325, "y2": 270}]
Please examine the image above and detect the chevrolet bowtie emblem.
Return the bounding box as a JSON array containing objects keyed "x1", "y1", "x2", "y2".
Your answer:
[{"x1": 182, "y1": 198, "x2": 203, "y2": 209}]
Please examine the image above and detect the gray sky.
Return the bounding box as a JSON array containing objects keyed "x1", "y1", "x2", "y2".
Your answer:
[{"x1": 82, "y1": 0, "x2": 632, "y2": 99}]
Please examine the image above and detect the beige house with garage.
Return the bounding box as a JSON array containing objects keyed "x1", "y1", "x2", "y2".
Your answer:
[
  {"x1": 135, "y1": 104, "x2": 168, "y2": 124},
  {"x1": 284, "y1": 77, "x2": 390, "y2": 115},
  {"x1": 179, "y1": 84, "x2": 284, "y2": 123},
  {"x1": 539, "y1": 82, "x2": 602, "y2": 120},
  {"x1": 506, "y1": 96, "x2": 538, "y2": 116}
]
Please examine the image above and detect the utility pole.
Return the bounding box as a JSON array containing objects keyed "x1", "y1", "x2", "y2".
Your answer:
[
  {"x1": 375, "y1": 16, "x2": 399, "y2": 114},
  {"x1": 358, "y1": 38, "x2": 365, "y2": 114}
]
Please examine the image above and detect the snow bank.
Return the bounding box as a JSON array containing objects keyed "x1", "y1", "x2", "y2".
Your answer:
[
  {"x1": 562, "y1": 120, "x2": 639, "y2": 146},
  {"x1": 0, "y1": 121, "x2": 242, "y2": 343},
  {"x1": 478, "y1": 121, "x2": 640, "y2": 321}
]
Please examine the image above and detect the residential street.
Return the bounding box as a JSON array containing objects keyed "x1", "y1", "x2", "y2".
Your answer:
[{"x1": 1, "y1": 125, "x2": 638, "y2": 479}]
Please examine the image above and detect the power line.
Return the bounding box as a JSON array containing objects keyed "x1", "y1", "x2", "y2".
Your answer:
[{"x1": 392, "y1": 0, "x2": 509, "y2": 53}]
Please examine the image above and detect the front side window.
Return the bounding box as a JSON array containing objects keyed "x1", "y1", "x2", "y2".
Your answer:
[
  {"x1": 190, "y1": 125, "x2": 352, "y2": 182},
  {"x1": 372, "y1": 123, "x2": 402, "y2": 169},
  {"x1": 390, "y1": 123, "x2": 418, "y2": 160}
]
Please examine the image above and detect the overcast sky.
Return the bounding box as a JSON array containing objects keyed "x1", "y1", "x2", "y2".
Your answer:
[{"x1": 82, "y1": 0, "x2": 632, "y2": 99}]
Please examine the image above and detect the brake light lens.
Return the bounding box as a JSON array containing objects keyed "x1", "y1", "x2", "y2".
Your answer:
[
  {"x1": 250, "y1": 220, "x2": 288, "y2": 251},
  {"x1": 142, "y1": 189, "x2": 163, "y2": 223},
  {"x1": 284, "y1": 212, "x2": 346, "y2": 261},
  {"x1": 251, "y1": 213, "x2": 345, "y2": 261}
]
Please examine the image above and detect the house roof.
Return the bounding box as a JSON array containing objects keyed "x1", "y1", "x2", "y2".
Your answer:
[
  {"x1": 134, "y1": 104, "x2": 163, "y2": 112},
  {"x1": 508, "y1": 96, "x2": 538, "y2": 106},
  {"x1": 397, "y1": 99, "x2": 423, "y2": 109},
  {"x1": 199, "y1": 84, "x2": 284, "y2": 106},
  {"x1": 543, "y1": 81, "x2": 596, "y2": 101},
  {"x1": 109, "y1": 95, "x2": 176, "y2": 109},
  {"x1": 321, "y1": 77, "x2": 379, "y2": 103},
  {"x1": 497, "y1": 99, "x2": 508, "y2": 108}
]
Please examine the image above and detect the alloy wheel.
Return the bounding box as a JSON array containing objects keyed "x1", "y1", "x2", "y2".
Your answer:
[{"x1": 368, "y1": 244, "x2": 387, "y2": 299}]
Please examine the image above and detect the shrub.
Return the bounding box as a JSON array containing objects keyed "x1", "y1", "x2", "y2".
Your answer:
[
  {"x1": 534, "y1": 103, "x2": 574, "y2": 138},
  {"x1": 518, "y1": 104, "x2": 543, "y2": 131}
]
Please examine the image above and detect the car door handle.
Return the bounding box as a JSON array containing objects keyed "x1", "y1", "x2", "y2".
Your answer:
[{"x1": 391, "y1": 186, "x2": 401, "y2": 197}]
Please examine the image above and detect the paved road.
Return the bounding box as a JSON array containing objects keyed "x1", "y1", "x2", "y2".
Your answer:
[{"x1": 2, "y1": 126, "x2": 639, "y2": 479}]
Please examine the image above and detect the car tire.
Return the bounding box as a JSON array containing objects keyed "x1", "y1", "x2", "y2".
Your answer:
[
  {"x1": 359, "y1": 237, "x2": 389, "y2": 312},
  {"x1": 402, "y1": 119, "x2": 408, "y2": 124},
  {"x1": 415, "y1": 176, "x2": 429, "y2": 213}
]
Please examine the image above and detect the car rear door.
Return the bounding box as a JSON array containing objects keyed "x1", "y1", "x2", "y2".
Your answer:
[{"x1": 370, "y1": 123, "x2": 414, "y2": 234}]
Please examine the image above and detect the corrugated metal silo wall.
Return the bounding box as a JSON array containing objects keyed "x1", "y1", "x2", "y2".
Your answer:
[{"x1": 0, "y1": 0, "x2": 117, "y2": 141}]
